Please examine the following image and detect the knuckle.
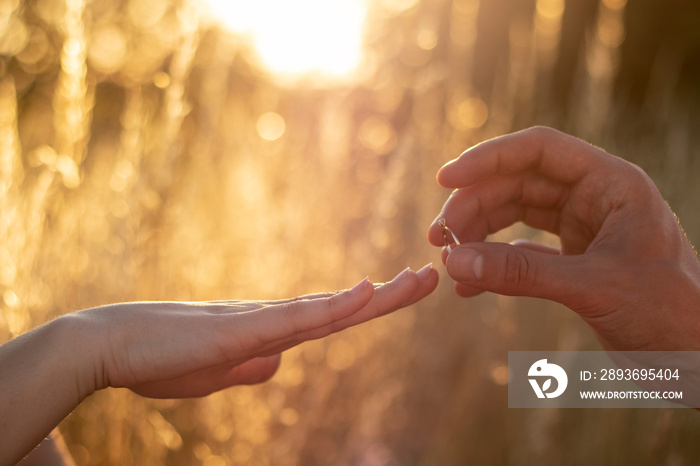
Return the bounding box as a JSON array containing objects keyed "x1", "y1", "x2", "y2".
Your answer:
[
  {"x1": 630, "y1": 163, "x2": 659, "y2": 194},
  {"x1": 503, "y1": 250, "x2": 537, "y2": 292},
  {"x1": 278, "y1": 301, "x2": 304, "y2": 332},
  {"x1": 319, "y1": 293, "x2": 344, "y2": 320},
  {"x1": 528, "y1": 125, "x2": 558, "y2": 141}
]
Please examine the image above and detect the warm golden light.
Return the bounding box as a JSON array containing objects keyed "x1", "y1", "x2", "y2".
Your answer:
[
  {"x1": 256, "y1": 112, "x2": 286, "y2": 141},
  {"x1": 201, "y1": 0, "x2": 367, "y2": 78},
  {"x1": 4, "y1": 0, "x2": 696, "y2": 463}
]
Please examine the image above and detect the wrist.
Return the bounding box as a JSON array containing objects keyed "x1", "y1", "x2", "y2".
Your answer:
[
  {"x1": 0, "y1": 312, "x2": 101, "y2": 463},
  {"x1": 57, "y1": 309, "x2": 108, "y2": 397}
]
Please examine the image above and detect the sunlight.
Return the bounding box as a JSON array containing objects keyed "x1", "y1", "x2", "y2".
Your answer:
[{"x1": 201, "y1": 0, "x2": 367, "y2": 79}]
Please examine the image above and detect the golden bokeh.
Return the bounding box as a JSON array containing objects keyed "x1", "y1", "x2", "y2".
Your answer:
[
  {"x1": 2, "y1": 0, "x2": 700, "y2": 464},
  {"x1": 256, "y1": 112, "x2": 286, "y2": 141}
]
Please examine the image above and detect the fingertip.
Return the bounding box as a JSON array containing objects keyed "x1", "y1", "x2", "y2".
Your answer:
[
  {"x1": 392, "y1": 263, "x2": 442, "y2": 307},
  {"x1": 441, "y1": 247, "x2": 449, "y2": 265},
  {"x1": 392, "y1": 266, "x2": 415, "y2": 284},
  {"x1": 437, "y1": 159, "x2": 457, "y2": 187},
  {"x1": 436, "y1": 157, "x2": 469, "y2": 189},
  {"x1": 427, "y1": 221, "x2": 446, "y2": 247},
  {"x1": 323, "y1": 278, "x2": 375, "y2": 321},
  {"x1": 446, "y1": 247, "x2": 483, "y2": 282},
  {"x1": 416, "y1": 263, "x2": 440, "y2": 293},
  {"x1": 416, "y1": 262, "x2": 434, "y2": 280},
  {"x1": 369, "y1": 267, "x2": 419, "y2": 300},
  {"x1": 455, "y1": 282, "x2": 484, "y2": 298},
  {"x1": 419, "y1": 265, "x2": 440, "y2": 293},
  {"x1": 340, "y1": 276, "x2": 375, "y2": 308},
  {"x1": 349, "y1": 276, "x2": 373, "y2": 295},
  {"x1": 436, "y1": 167, "x2": 449, "y2": 188}
]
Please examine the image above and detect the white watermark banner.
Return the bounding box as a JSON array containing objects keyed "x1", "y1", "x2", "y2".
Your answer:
[{"x1": 508, "y1": 351, "x2": 700, "y2": 408}]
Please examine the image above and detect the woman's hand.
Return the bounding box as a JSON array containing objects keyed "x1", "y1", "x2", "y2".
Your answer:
[
  {"x1": 2, "y1": 264, "x2": 437, "y2": 464},
  {"x1": 86, "y1": 265, "x2": 437, "y2": 398}
]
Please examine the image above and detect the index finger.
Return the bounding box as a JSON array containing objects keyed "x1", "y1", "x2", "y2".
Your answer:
[
  {"x1": 436, "y1": 126, "x2": 604, "y2": 189},
  {"x1": 226, "y1": 268, "x2": 423, "y2": 359}
]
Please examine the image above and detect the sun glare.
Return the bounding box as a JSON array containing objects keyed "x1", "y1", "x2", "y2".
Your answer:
[{"x1": 201, "y1": 0, "x2": 367, "y2": 79}]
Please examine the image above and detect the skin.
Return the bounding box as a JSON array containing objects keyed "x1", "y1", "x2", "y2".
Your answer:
[
  {"x1": 2, "y1": 264, "x2": 438, "y2": 465},
  {"x1": 16, "y1": 432, "x2": 75, "y2": 466},
  {"x1": 11, "y1": 125, "x2": 700, "y2": 462},
  {"x1": 428, "y1": 126, "x2": 700, "y2": 352}
]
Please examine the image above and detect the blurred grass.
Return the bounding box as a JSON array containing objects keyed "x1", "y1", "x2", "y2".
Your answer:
[{"x1": 1, "y1": 0, "x2": 700, "y2": 464}]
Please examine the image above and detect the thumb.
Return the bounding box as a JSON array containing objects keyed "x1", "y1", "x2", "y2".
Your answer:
[
  {"x1": 446, "y1": 242, "x2": 591, "y2": 307},
  {"x1": 228, "y1": 354, "x2": 282, "y2": 385}
]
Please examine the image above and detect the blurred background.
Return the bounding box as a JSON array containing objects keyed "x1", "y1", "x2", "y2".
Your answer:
[{"x1": 2, "y1": 0, "x2": 700, "y2": 464}]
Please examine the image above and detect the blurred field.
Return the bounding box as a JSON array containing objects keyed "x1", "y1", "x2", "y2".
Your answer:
[{"x1": 2, "y1": 0, "x2": 700, "y2": 464}]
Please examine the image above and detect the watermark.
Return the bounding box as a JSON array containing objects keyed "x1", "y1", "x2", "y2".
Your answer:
[
  {"x1": 508, "y1": 351, "x2": 700, "y2": 408},
  {"x1": 528, "y1": 359, "x2": 568, "y2": 399}
]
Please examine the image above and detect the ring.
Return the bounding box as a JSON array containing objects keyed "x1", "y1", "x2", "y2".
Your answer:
[{"x1": 438, "y1": 218, "x2": 460, "y2": 253}]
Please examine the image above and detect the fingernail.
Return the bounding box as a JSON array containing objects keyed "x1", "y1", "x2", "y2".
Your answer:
[
  {"x1": 448, "y1": 249, "x2": 483, "y2": 281},
  {"x1": 349, "y1": 277, "x2": 371, "y2": 294},
  {"x1": 392, "y1": 267, "x2": 413, "y2": 282},
  {"x1": 416, "y1": 263, "x2": 433, "y2": 280}
]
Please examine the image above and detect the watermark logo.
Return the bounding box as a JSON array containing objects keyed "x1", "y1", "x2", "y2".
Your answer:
[{"x1": 528, "y1": 359, "x2": 568, "y2": 398}]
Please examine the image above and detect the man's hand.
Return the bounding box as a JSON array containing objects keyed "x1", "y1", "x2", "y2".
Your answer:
[{"x1": 428, "y1": 126, "x2": 700, "y2": 351}]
